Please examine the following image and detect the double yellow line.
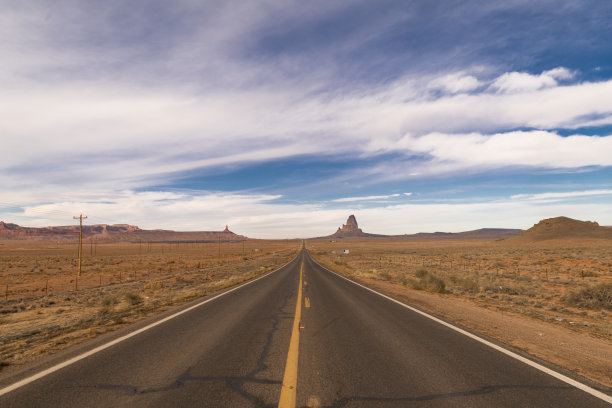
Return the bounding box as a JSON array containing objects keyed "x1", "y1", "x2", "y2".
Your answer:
[{"x1": 278, "y1": 260, "x2": 304, "y2": 408}]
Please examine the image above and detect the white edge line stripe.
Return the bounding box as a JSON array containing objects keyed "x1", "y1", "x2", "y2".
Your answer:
[
  {"x1": 310, "y1": 257, "x2": 612, "y2": 404},
  {"x1": 0, "y1": 256, "x2": 298, "y2": 397}
]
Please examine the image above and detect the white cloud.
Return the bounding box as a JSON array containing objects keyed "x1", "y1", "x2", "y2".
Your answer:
[
  {"x1": 428, "y1": 73, "x2": 481, "y2": 94},
  {"x1": 511, "y1": 189, "x2": 612, "y2": 201},
  {"x1": 394, "y1": 130, "x2": 612, "y2": 171},
  {"x1": 1, "y1": 65, "x2": 611, "y2": 191},
  {"x1": 331, "y1": 194, "x2": 402, "y2": 202},
  {"x1": 489, "y1": 67, "x2": 574, "y2": 93}
]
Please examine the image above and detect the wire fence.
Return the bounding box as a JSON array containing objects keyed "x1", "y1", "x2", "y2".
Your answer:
[{"x1": 1, "y1": 240, "x2": 300, "y2": 302}]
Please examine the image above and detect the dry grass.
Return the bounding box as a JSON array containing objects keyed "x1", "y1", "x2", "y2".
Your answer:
[
  {"x1": 564, "y1": 283, "x2": 612, "y2": 310},
  {"x1": 0, "y1": 239, "x2": 299, "y2": 371},
  {"x1": 308, "y1": 239, "x2": 612, "y2": 339}
]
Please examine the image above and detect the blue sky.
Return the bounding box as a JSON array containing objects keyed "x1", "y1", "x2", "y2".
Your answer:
[{"x1": 1, "y1": 0, "x2": 612, "y2": 238}]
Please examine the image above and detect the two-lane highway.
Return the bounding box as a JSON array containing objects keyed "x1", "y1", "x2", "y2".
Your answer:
[{"x1": 1, "y1": 248, "x2": 609, "y2": 407}]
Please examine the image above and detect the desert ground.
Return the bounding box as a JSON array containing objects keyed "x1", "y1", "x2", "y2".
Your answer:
[
  {"x1": 0, "y1": 239, "x2": 299, "y2": 372},
  {"x1": 308, "y1": 238, "x2": 611, "y2": 387}
]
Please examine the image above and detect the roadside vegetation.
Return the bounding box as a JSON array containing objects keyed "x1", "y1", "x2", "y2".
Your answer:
[
  {"x1": 564, "y1": 282, "x2": 612, "y2": 310},
  {"x1": 310, "y1": 239, "x2": 611, "y2": 339}
]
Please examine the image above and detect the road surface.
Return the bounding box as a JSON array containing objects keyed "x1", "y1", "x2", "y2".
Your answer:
[{"x1": 1, "y1": 248, "x2": 609, "y2": 407}]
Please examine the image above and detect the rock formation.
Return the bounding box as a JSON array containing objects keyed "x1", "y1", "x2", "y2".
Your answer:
[
  {"x1": 337, "y1": 215, "x2": 362, "y2": 234},
  {"x1": 508, "y1": 216, "x2": 612, "y2": 241},
  {"x1": 0, "y1": 221, "x2": 246, "y2": 242},
  {"x1": 330, "y1": 215, "x2": 372, "y2": 238}
]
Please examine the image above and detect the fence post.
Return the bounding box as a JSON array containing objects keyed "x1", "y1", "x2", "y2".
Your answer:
[
  {"x1": 45, "y1": 280, "x2": 48, "y2": 295},
  {"x1": 4, "y1": 284, "x2": 7, "y2": 301}
]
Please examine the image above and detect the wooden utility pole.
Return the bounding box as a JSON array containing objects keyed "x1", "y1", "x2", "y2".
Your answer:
[
  {"x1": 73, "y1": 214, "x2": 87, "y2": 276},
  {"x1": 218, "y1": 235, "x2": 221, "y2": 260}
]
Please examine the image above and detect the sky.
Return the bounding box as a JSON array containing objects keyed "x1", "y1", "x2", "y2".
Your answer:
[{"x1": 1, "y1": 0, "x2": 612, "y2": 238}]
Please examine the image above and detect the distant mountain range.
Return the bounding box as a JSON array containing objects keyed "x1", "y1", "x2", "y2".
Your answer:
[
  {"x1": 322, "y1": 215, "x2": 523, "y2": 240},
  {"x1": 0, "y1": 222, "x2": 246, "y2": 242},
  {"x1": 2, "y1": 215, "x2": 610, "y2": 242},
  {"x1": 322, "y1": 215, "x2": 612, "y2": 241}
]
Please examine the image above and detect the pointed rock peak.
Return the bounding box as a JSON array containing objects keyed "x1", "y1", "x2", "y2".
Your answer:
[
  {"x1": 223, "y1": 225, "x2": 230, "y2": 233},
  {"x1": 346, "y1": 215, "x2": 358, "y2": 229},
  {"x1": 331, "y1": 214, "x2": 365, "y2": 237}
]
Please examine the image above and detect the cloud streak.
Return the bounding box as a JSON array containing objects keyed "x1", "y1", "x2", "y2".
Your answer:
[
  {"x1": 511, "y1": 189, "x2": 612, "y2": 201},
  {"x1": 332, "y1": 194, "x2": 403, "y2": 202}
]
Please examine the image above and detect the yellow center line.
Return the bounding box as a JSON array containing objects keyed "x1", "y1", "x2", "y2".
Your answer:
[{"x1": 278, "y1": 260, "x2": 304, "y2": 408}]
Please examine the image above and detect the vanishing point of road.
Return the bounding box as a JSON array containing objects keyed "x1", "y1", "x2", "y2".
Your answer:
[{"x1": 1, "y1": 247, "x2": 610, "y2": 407}]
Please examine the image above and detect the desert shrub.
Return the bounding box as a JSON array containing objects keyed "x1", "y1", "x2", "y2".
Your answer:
[
  {"x1": 398, "y1": 273, "x2": 418, "y2": 288},
  {"x1": 124, "y1": 292, "x2": 142, "y2": 305},
  {"x1": 379, "y1": 271, "x2": 392, "y2": 281},
  {"x1": 413, "y1": 269, "x2": 446, "y2": 293},
  {"x1": 459, "y1": 278, "x2": 480, "y2": 294},
  {"x1": 513, "y1": 296, "x2": 529, "y2": 306},
  {"x1": 580, "y1": 270, "x2": 599, "y2": 278},
  {"x1": 144, "y1": 280, "x2": 164, "y2": 289},
  {"x1": 449, "y1": 275, "x2": 480, "y2": 294},
  {"x1": 564, "y1": 283, "x2": 612, "y2": 310},
  {"x1": 100, "y1": 296, "x2": 117, "y2": 313}
]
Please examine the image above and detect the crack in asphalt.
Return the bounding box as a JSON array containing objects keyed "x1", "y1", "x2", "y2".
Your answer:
[
  {"x1": 97, "y1": 273, "x2": 297, "y2": 407},
  {"x1": 310, "y1": 316, "x2": 341, "y2": 338},
  {"x1": 315, "y1": 384, "x2": 573, "y2": 408}
]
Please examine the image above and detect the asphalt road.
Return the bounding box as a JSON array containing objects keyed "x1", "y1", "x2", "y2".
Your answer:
[{"x1": 1, "y1": 248, "x2": 609, "y2": 407}]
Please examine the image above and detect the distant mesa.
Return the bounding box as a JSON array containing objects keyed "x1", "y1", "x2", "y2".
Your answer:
[
  {"x1": 0, "y1": 221, "x2": 246, "y2": 242},
  {"x1": 508, "y1": 216, "x2": 612, "y2": 241}
]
